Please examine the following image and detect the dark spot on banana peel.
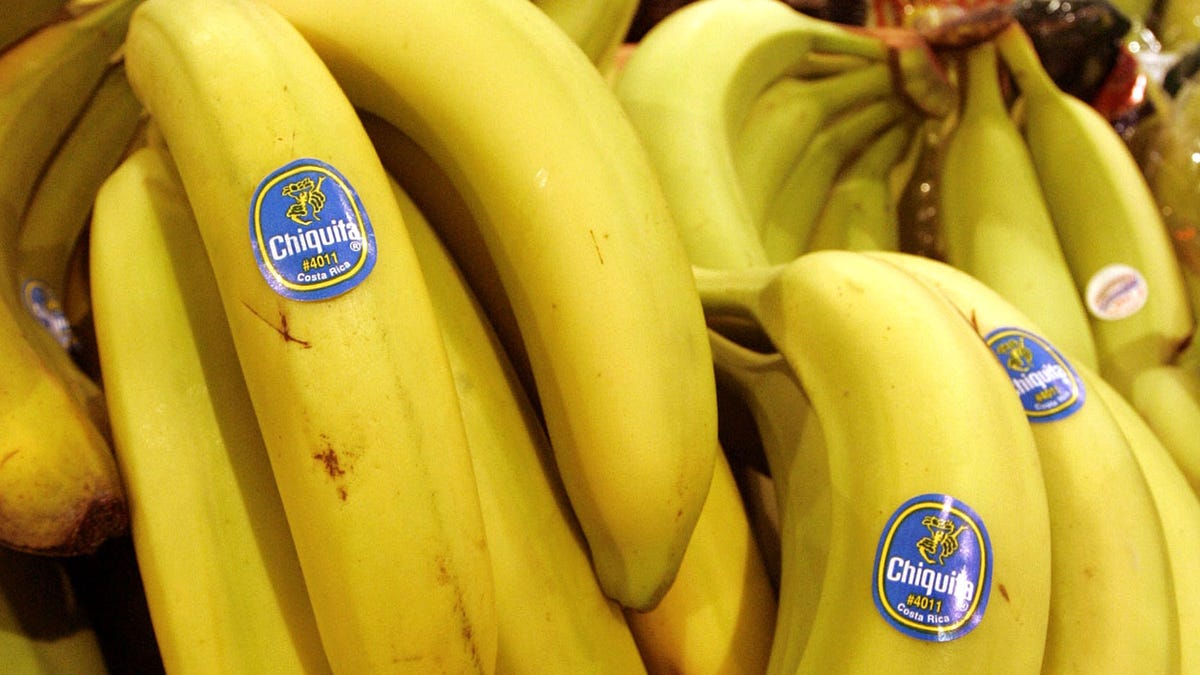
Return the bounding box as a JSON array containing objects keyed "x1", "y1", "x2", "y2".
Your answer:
[
  {"x1": 242, "y1": 301, "x2": 311, "y2": 348},
  {"x1": 998, "y1": 582, "x2": 1010, "y2": 602},
  {"x1": 0, "y1": 449, "x2": 18, "y2": 469}
]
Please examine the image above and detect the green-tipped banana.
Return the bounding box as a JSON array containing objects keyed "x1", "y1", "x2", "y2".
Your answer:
[
  {"x1": 706, "y1": 329, "x2": 829, "y2": 675},
  {"x1": 392, "y1": 173, "x2": 648, "y2": 674},
  {"x1": 613, "y1": 0, "x2": 892, "y2": 268},
  {"x1": 263, "y1": 0, "x2": 718, "y2": 611},
  {"x1": 16, "y1": 62, "x2": 142, "y2": 354},
  {"x1": 867, "y1": 250, "x2": 1178, "y2": 674},
  {"x1": 994, "y1": 21, "x2": 1195, "y2": 395},
  {"x1": 936, "y1": 40, "x2": 1098, "y2": 373},
  {"x1": 90, "y1": 141, "x2": 330, "y2": 675},
  {"x1": 760, "y1": 97, "x2": 913, "y2": 262},
  {"x1": 123, "y1": 0, "x2": 496, "y2": 670},
  {"x1": 732, "y1": 62, "x2": 900, "y2": 228},
  {"x1": 532, "y1": 0, "x2": 638, "y2": 75},
  {"x1": 805, "y1": 116, "x2": 919, "y2": 252},
  {"x1": 694, "y1": 251, "x2": 1052, "y2": 673}
]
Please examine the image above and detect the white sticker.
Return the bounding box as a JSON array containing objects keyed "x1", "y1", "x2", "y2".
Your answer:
[{"x1": 1084, "y1": 264, "x2": 1148, "y2": 321}]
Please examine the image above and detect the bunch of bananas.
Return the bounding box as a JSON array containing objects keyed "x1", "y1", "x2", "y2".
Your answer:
[{"x1": 1, "y1": 0, "x2": 1198, "y2": 673}]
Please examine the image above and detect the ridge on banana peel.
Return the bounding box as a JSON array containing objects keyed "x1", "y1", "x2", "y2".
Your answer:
[
  {"x1": 390, "y1": 173, "x2": 649, "y2": 674},
  {"x1": 692, "y1": 252, "x2": 1052, "y2": 674},
  {"x1": 123, "y1": 0, "x2": 497, "y2": 671},
  {"x1": 993, "y1": 21, "x2": 1195, "y2": 395},
  {"x1": 262, "y1": 0, "x2": 718, "y2": 611},
  {"x1": 866, "y1": 251, "x2": 1178, "y2": 674},
  {"x1": 90, "y1": 141, "x2": 331, "y2": 675}
]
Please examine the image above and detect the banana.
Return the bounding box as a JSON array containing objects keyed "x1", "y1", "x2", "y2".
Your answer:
[
  {"x1": 0, "y1": 0, "x2": 137, "y2": 235},
  {"x1": 759, "y1": 97, "x2": 914, "y2": 262},
  {"x1": 622, "y1": 447, "x2": 777, "y2": 675},
  {"x1": 122, "y1": 0, "x2": 497, "y2": 670},
  {"x1": 0, "y1": 0, "x2": 70, "y2": 54},
  {"x1": 732, "y1": 62, "x2": 902, "y2": 230},
  {"x1": 1090, "y1": 371, "x2": 1200, "y2": 675},
  {"x1": 693, "y1": 251, "x2": 1052, "y2": 674},
  {"x1": 89, "y1": 140, "x2": 331, "y2": 674},
  {"x1": 0, "y1": 0, "x2": 135, "y2": 557},
  {"x1": 935, "y1": 40, "x2": 1099, "y2": 374},
  {"x1": 804, "y1": 115, "x2": 919, "y2": 252},
  {"x1": 612, "y1": 0, "x2": 893, "y2": 268},
  {"x1": 532, "y1": 0, "x2": 639, "y2": 76},
  {"x1": 1125, "y1": 363, "x2": 1200, "y2": 497},
  {"x1": 390, "y1": 171, "x2": 648, "y2": 674},
  {"x1": 867, "y1": 250, "x2": 1178, "y2": 674},
  {"x1": 16, "y1": 62, "x2": 143, "y2": 355},
  {"x1": 0, "y1": 546, "x2": 108, "y2": 674},
  {"x1": 706, "y1": 328, "x2": 829, "y2": 675},
  {"x1": 993, "y1": 21, "x2": 1196, "y2": 395},
  {"x1": 262, "y1": 0, "x2": 718, "y2": 611}
]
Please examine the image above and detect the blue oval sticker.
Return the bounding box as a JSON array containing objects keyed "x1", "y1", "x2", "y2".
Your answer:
[
  {"x1": 872, "y1": 493, "x2": 992, "y2": 642},
  {"x1": 249, "y1": 158, "x2": 376, "y2": 301},
  {"x1": 984, "y1": 326, "x2": 1085, "y2": 423}
]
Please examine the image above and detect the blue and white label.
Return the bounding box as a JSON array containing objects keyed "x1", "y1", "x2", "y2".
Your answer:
[
  {"x1": 249, "y1": 158, "x2": 376, "y2": 301},
  {"x1": 872, "y1": 493, "x2": 992, "y2": 642},
  {"x1": 985, "y1": 326, "x2": 1085, "y2": 423},
  {"x1": 22, "y1": 279, "x2": 75, "y2": 351}
]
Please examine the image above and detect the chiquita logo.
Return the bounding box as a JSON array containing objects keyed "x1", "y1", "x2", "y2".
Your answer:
[
  {"x1": 249, "y1": 158, "x2": 376, "y2": 301},
  {"x1": 872, "y1": 493, "x2": 992, "y2": 642},
  {"x1": 984, "y1": 326, "x2": 1085, "y2": 423}
]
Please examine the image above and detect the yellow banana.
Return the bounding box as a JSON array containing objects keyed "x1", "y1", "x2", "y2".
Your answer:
[
  {"x1": 0, "y1": 546, "x2": 108, "y2": 674},
  {"x1": 706, "y1": 328, "x2": 829, "y2": 675},
  {"x1": 263, "y1": 0, "x2": 718, "y2": 611},
  {"x1": 935, "y1": 40, "x2": 1099, "y2": 373},
  {"x1": 622, "y1": 447, "x2": 777, "y2": 675},
  {"x1": 732, "y1": 61, "x2": 903, "y2": 230},
  {"x1": 89, "y1": 140, "x2": 331, "y2": 674},
  {"x1": 759, "y1": 97, "x2": 914, "y2": 263},
  {"x1": 868, "y1": 250, "x2": 1178, "y2": 674},
  {"x1": 693, "y1": 251, "x2": 1052, "y2": 674},
  {"x1": 1091, "y1": 372, "x2": 1200, "y2": 675},
  {"x1": 123, "y1": 0, "x2": 496, "y2": 670},
  {"x1": 0, "y1": 0, "x2": 134, "y2": 557},
  {"x1": 613, "y1": 0, "x2": 893, "y2": 268},
  {"x1": 804, "y1": 115, "x2": 919, "y2": 252},
  {"x1": 1125, "y1": 363, "x2": 1200, "y2": 497},
  {"x1": 994, "y1": 21, "x2": 1195, "y2": 395},
  {"x1": 16, "y1": 62, "x2": 142, "y2": 355},
  {"x1": 532, "y1": 0, "x2": 639, "y2": 76},
  {"x1": 390, "y1": 171, "x2": 648, "y2": 674},
  {"x1": 0, "y1": 0, "x2": 137, "y2": 233}
]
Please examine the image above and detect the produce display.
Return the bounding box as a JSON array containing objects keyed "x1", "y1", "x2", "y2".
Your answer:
[{"x1": 0, "y1": 0, "x2": 1197, "y2": 673}]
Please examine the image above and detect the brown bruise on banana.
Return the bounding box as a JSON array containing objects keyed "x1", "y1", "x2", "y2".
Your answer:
[
  {"x1": 435, "y1": 553, "x2": 485, "y2": 672},
  {"x1": 589, "y1": 228, "x2": 607, "y2": 265},
  {"x1": 312, "y1": 434, "x2": 350, "y2": 501},
  {"x1": 241, "y1": 301, "x2": 311, "y2": 348}
]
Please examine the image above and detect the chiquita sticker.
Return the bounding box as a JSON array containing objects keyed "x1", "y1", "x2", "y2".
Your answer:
[
  {"x1": 872, "y1": 493, "x2": 992, "y2": 642},
  {"x1": 21, "y1": 279, "x2": 76, "y2": 351},
  {"x1": 249, "y1": 158, "x2": 376, "y2": 301},
  {"x1": 984, "y1": 326, "x2": 1085, "y2": 423}
]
